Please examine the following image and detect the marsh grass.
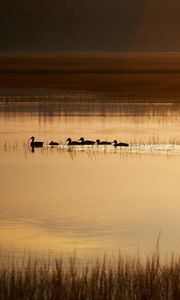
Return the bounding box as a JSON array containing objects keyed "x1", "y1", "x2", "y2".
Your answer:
[
  {"x1": 0, "y1": 142, "x2": 19, "y2": 153},
  {"x1": 1, "y1": 250, "x2": 180, "y2": 300}
]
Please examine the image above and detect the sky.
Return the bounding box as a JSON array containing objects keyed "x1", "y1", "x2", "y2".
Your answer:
[{"x1": 0, "y1": 0, "x2": 180, "y2": 52}]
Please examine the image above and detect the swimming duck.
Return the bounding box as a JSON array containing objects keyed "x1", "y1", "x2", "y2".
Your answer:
[
  {"x1": 95, "y1": 139, "x2": 112, "y2": 145},
  {"x1": 66, "y1": 138, "x2": 81, "y2": 145},
  {"x1": 79, "y1": 137, "x2": 95, "y2": 145},
  {"x1": 113, "y1": 140, "x2": 129, "y2": 147},
  {"x1": 30, "y1": 136, "x2": 43, "y2": 148},
  {"x1": 49, "y1": 141, "x2": 59, "y2": 146}
]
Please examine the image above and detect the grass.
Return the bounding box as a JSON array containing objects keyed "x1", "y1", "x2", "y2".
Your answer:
[{"x1": 1, "y1": 250, "x2": 180, "y2": 300}]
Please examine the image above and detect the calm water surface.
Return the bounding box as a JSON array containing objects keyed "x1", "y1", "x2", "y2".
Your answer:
[{"x1": 1, "y1": 100, "x2": 180, "y2": 260}]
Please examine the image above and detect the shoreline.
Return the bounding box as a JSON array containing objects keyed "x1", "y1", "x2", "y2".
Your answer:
[{"x1": 1, "y1": 53, "x2": 180, "y2": 100}]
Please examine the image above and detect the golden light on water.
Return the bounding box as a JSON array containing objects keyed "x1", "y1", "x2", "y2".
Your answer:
[{"x1": 1, "y1": 104, "x2": 180, "y2": 260}]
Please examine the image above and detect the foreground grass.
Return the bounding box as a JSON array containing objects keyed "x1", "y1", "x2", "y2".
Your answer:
[{"x1": 0, "y1": 252, "x2": 180, "y2": 300}]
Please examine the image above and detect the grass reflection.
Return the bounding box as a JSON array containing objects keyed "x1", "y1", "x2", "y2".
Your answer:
[{"x1": 1, "y1": 99, "x2": 180, "y2": 118}]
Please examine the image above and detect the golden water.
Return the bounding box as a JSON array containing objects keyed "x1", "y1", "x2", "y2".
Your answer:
[{"x1": 0, "y1": 101, "x2": 180, "y2": 260}]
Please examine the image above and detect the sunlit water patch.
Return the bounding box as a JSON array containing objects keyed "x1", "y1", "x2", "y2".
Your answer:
[
  {"x1": 2, "y1": 142, "x2": 180, "y2": 157},
  {"x1": 1, "y1": 100, "x2": 180, "y2": 262}
]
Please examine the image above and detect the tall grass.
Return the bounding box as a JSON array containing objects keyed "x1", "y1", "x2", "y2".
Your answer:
[{"x1": 0, "y1": 251, "x2": 180, "y2": 300}]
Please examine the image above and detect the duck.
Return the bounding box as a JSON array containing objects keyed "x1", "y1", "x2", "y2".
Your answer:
[
  {"x1": 79, "y1": 137, "x2": 95, "y2": 145},
  {"x1": 30, "y1": 136, "x2": 43, "y2": 148},
  {"x1": 66, "y1": 138, "x2": 81, "y2": 145},
  {"x1": 49, "y1": 141, "x2": 59, "y2": 146},
  {"x1": 113, "y1": 140, "x2": 129, "y2": 147},
  {"x1": 95, "y1": 139, "x2": 112, "y2": 145}
]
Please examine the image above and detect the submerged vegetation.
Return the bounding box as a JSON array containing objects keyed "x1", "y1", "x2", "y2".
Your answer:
[{"x1": 0, "y1": 251, "x2": 180, "y2": 300}]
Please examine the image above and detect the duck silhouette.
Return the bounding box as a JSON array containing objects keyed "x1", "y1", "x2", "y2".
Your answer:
[
  {"x1": 95, "y1": 139, "x2": 112, "y2": 145},
  {"x1": 113, "y1": 140, "x2": 129, "y2": 147},
  {"x1": 66, "y1": 138, "x2": 81, "y2": 145},
  {"x1": 49, "y1": 141, "x2": 59, "y2": 146},
  {"x1": 30, "y1": 136, "x2": 43, "y2": 148},
  {"x1": 79, "y1": 137, "x2": 95, "y2": 145}
]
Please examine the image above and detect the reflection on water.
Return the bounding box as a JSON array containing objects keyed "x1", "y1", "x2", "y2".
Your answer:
[
  {"x1": 1, "y1": 99, "x2": 180, "y2": 117},
  {"x1": 1, "y1": 100, "x2": 180, "y2": 261}
]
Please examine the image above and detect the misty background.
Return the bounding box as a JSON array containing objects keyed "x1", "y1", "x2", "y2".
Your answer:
[{"x1": 0, "y1": 0, "x2": 180, "y2": 52}]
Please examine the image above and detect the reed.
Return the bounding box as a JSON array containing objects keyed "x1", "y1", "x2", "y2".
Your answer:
[{"x1": 0, "y1": 251, "x2": 180, "y2": 300}]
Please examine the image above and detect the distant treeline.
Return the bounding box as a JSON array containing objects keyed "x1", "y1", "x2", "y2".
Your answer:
[{"x1": 1, "y1": 53, "x2": 180, "y2": 100}]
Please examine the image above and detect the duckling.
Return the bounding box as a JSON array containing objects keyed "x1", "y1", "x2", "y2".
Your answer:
[
  {"x1": 95, "y1": 139, "x2": 112, "y2": 145},
  {"x1": 49, "y1": 141, "x2": 59, "y2": 146},
  {"x1": 79, "y1": 137, "x2": 95, "y2": 145},
  {"x1": 66, "y1": 138, "x2": 81, "y2": 145},
  {"x1": 30, "y1": 136, "x2": 43, "y2": 148},
  {"x1": 113, "y1": 140, "x2": 129, "y2": 147}
]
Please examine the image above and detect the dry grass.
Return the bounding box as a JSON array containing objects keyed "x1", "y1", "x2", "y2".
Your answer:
[{"x1": 0, "y1": 251, "x2": 180, "y2": 300}]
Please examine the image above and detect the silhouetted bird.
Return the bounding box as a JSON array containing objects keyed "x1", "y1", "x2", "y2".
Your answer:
[
  {"x1": 79, "y1": 137, "x2": 95, "y2": 145},
  {"x1": 49, "y1": 141, "x2": 59, "y2": 146},
  {"x1": 95, "y1": 139, "x2": 112, "y2": 145},
  {"x1": 113, "y1": 140, "x2": 129, "y2": 147},
  {"x1": 30, "y1": 136, "x2": 43, "y2": 148},
  {"x1": 66, "y1": 138, "x2": 81, "y2": 145}
]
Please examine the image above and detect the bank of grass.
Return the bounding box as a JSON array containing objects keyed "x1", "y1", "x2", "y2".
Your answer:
[{"x1": 0, "y1": 251, "x2": 180, "y2": 300}]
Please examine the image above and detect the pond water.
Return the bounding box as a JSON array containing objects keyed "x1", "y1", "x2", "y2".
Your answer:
[{"x1": 1, "y1": 100, "x2": 180, "y2": 261}]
